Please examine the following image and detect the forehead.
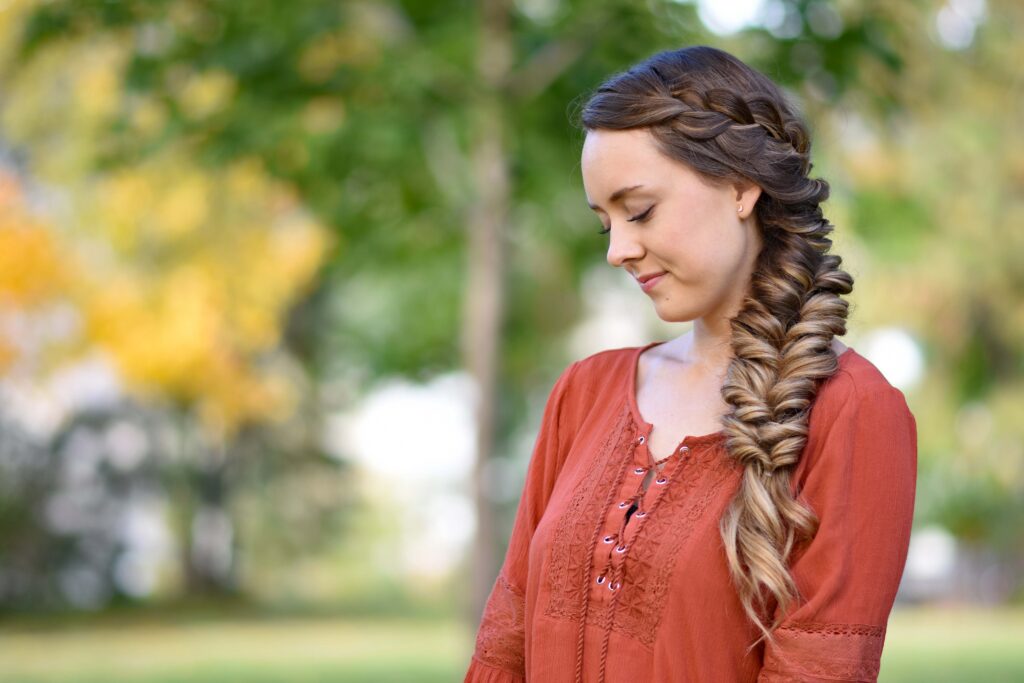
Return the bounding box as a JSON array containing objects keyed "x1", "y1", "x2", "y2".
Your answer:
[
  {"x1": 581, "y1": 129, "x2": 673, "y2": 201},
  {"x1": 582, "y1": 128, "x2": 730, "y2": 207},
  {"x1": 581, "y1": 128, "x2": 663, "y2": 173}
]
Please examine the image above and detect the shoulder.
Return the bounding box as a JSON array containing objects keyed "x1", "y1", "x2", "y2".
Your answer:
[
  {"x1": 573, "y1": 343, "x2": 640, "y2": 376},
  {"x1": 540, "y1": 343, "x2": 644, "y2": 423},
  {"x1": 812, "y1": 349, "x2": 913, "y2": 421},
  {"x1": 562, "y1": 343, "x2": 643, "y2": 398},
  {"x1": 800, "y1": 348, "x2": 917, "y2": 476}
]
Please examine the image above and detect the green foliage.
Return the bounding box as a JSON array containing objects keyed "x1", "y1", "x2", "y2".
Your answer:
[
  {"x1": 9, "y1": 0, "x2": 919, "y2": 388},
  {"x1": 850, "y1": 188, "x2": 932, "y2": 262}
]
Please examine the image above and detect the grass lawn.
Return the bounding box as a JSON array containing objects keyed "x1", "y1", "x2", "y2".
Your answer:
[
  {"x1": 0, "y1": 606, "x2": 1020, "y2": 682},
  {"x1": 0, "y1": 615, "x2": 471, "y2": 683},
  {"x1": 880, "y1": 606, "x2": 1024, "y2": 683}
]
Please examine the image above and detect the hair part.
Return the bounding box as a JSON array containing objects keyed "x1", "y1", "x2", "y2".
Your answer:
[{"x1": 578, "y1": 45, "x2": 854, "y2": 653}]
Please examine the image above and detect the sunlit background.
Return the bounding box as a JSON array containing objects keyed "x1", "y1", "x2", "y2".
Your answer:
[{"x1": 0, "y1": 0, "x2": 1021, "y2": 681}]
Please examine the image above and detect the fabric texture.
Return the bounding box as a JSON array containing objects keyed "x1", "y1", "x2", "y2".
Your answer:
[{"x1": 464, "y1": 340, "x2": 918, "y2": 683}]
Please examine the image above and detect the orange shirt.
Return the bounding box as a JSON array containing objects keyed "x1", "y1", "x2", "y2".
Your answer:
[{"x1": 464, "y1": 340, "x2": 918, "y2": 682}]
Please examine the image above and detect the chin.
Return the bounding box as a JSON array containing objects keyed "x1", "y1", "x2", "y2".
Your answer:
[{"x1": 651, "y1": 299, "x2": 699, "y2": 323}]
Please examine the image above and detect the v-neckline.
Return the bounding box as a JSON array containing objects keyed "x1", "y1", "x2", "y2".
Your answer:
[{"x1": 628, "y1": 340, "x2": 727, "y2": 462}]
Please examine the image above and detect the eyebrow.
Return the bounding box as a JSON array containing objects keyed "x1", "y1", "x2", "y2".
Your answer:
[{"x1": 587, "y1": 184, "x2": 645, "y2": 211}]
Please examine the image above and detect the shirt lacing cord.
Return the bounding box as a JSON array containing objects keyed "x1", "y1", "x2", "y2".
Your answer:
[{"x1": 573, "y1": 434, "x2": 690, "y2": 683}]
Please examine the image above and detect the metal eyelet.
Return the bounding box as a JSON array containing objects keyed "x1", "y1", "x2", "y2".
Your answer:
[
  {"x1": 596, "y1": 575, "x2": 605, "y2": 585},
  {"x1": 635, "y1": 511, "x2": 647, "y2": 518},
  {"x1": 615, "y1": 544, "x2": 627, "y2": 554},
  {"x1": 633, "y1": 467, "x2": 645, "y2": 475},
  {"x1": 618, "y1": 501, "x2": 629, "y2": 509},
  {"x1": 603, "y1": 535, "x2": 615, "y2": 544},
  {"x1": 608, "y1": 581, "x2": 620, "y2": 591},
  {"x1": 679, "y1": 446, "x2": 690, "y2": 455},
  {"x1": 655, "y1": 477, "x2": 668, "y2": 485},
  {"x1": 637, "y1": 435, "x2": 645, "y2": 444}
]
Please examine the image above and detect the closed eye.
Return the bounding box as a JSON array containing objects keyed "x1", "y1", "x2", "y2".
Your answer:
[
  {"x1": 598, "y1": 206, "x2": 654, "y2": 236},
  {"x1": 628, "y1": 206, "x2": 654, "y2": 223}
]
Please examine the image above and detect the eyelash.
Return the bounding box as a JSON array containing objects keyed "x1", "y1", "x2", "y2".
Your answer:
[{"x1": 598, "y1": 206, "x2": 654, "y2": 235}]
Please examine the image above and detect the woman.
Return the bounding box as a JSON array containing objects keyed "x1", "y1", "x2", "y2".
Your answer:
[{"x1": 464, "y1": 45, "x2": 917, "y2": 683}]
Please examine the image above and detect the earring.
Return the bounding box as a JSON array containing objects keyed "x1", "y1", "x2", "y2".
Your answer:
[{"x1": 737, "y1": 205, "x2": 743, "y2": 214}]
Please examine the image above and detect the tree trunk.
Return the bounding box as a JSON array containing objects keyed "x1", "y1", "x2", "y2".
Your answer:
[
  {"x1": 464, "y1": 0, "x2": 511, "y2": 626},
  {"x1": 176, "y1": 413, "x2": 238, "y2": 597}
]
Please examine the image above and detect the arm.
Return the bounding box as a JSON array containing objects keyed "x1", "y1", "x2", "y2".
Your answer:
[
  {"x1": 464, "y1": 360, "x2": 580, "y2": 683},
  {"x1": 758, "y1": 382, "x2": 918, "y2": 683}
]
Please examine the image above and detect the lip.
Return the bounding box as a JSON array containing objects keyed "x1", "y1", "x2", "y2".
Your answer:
[{"x1": 638, "y1": 271, "x2": 667, "y2": 293}]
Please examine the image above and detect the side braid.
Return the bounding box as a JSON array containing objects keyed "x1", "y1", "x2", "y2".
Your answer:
[
  {"x1": 720, "y1": 217, "x2": 852, "y2": 651},
  {"x1": 578, "y1": 45, "x2": 854, "y2": 652}
]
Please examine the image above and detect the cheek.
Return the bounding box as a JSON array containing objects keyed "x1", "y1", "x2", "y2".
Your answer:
[{"x1": 661, "y1": 222, "x2": 747, "y2": 292}]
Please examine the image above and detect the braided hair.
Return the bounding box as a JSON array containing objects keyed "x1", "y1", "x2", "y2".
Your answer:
[{"x1": 578, "y1": 46, "x2": 854, "y2": 651}]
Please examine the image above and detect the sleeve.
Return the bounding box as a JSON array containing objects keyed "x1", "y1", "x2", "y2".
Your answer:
[
  {"x1": 463, "y1": 360, "x2": 580, "y2": 683},
  {"x1": 757, "y1": 381, "x2": 918, "y2": 683}
]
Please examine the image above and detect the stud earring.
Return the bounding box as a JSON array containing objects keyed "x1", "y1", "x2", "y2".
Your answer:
[{"x1": 737, "y1": 205, "x2": 743, "y2": 214}]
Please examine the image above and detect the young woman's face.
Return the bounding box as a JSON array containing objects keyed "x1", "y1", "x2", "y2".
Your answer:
[{"x1": 581, "y1": 127, "x2": 763, "y2": 324}]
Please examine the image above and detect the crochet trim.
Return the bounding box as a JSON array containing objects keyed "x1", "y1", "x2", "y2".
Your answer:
[
  {"x1": 761, "y1": 619, "x2": 887, "y2": 681},
  {"x1": 472, "y1": 573, "x2": 527, "y2": 674}
]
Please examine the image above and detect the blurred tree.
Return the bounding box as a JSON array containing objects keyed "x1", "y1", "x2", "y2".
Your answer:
[
  {"x1": 0, "y1": 4, "x2": 340, "y2": 598},
  {"x1": 0, "y1": 172, "x2": 75, "y2": 369},
  {"x1": 0, "y1": 173, "x2": 78, "y2": 610},
  {"x1": 817, "y1": 0, "x2": 1024, "y2": 583}
]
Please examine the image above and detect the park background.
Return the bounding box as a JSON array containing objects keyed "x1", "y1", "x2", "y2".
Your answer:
[{"x1": 0, "y1": 0, "x2": 1021, "y2": 681}]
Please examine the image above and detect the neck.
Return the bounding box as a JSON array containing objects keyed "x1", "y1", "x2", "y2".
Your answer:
[{"x1": 690, "y1": 320, "x2": 734, "y2": 367}]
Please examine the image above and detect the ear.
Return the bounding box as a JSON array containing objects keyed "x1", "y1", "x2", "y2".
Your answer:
[{"x1": 733, "y1": 180, "x2": 763, "y2": 218}]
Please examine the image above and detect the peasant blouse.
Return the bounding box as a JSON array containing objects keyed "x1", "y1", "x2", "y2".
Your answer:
[{"x1": 463, "y1": 340, "x2": 918, "y2": 683}]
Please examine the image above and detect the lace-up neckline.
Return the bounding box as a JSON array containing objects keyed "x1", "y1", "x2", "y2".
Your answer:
[{"x1": 627, "y1": 340, "x2": 727, "y2": 463}]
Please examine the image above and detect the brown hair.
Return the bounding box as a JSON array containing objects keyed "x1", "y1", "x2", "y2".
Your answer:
[{"x1": 577, "y1": 45, "x2": 853, "y2": 651}]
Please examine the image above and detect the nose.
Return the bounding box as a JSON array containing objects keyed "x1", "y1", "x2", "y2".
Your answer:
[{"x1": 606, "y1": 226, "x2": 645, "y2": 269}]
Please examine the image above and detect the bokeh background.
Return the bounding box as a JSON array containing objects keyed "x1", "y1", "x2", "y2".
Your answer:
[{"x1": 0, "y1": 0, "x2": 1021, "y2": 681}]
